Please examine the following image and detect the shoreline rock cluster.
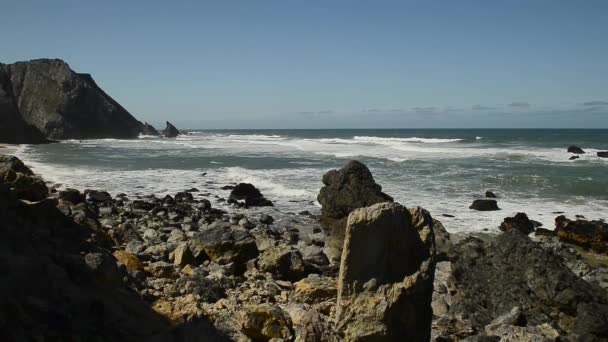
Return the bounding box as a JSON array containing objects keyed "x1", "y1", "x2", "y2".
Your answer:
[{"x1": 1, "y1": 154, "x2": 607, "y2": 341}]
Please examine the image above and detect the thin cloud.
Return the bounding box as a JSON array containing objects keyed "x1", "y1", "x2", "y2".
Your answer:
[
  {"x1": 411, "y1": 106, "x2": 438, "y2": 113},
  {"x1": 472, "y1": 104, "x2": 496, "y2": 110},
  {"x1": 508, "y1": 101, "x2": 531, "y2": 108},
  {"x1": 362, "y1": 108, "x2": 405, "y2": 113},
  {"x1": 582, "y1": 100, "x2": 608, "y2": 106}
]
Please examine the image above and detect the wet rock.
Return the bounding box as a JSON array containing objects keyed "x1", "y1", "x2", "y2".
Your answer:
[
  {"x1": 174, "y1": 191, "x2": 194, "y2": 202},
  {"x1": 570, "y1": 155, "x2": 580, "y2": 160},
  {"x1": 257, "y1": 246, "x2": 305, "y2": 282},
  {"x1": 317, "y1": 160, "x2": 393, "y2": 264},
  {"x1": 58, "y1": 188, "x2": 85, "y2": 204},
  {"x1": 499, "y1": 212, "x2": 535, "y2": 235},
  {"x1": 598, "y1": 151, "x2": 608, "y2": 158},
  {"x1": 238, "y1": 304, "x2": 293, "y2": 341},
  {"x1": 229, "y1": 183, "x2": 274, "y2": 207},
  {"x1": 555, "y1": 215, "x2": 608, "y2": 253},
  {"x1": 259, "y1": 213, "x2": 274, "y2": 225},
  {"x1": 163, "y1": 121, "x2": 181, "y2": 137},
  {"x1": 568, "y1": 145, "x2": 585, "y2": 154},
  {"x1": 86, "y1": 189, "x2": 112, "y2": 203},
  {"x1": 469, "y1": 199, "x2": 499, "y2": 211},
  {"x1": 485, "y1": 191, "x2": 496, "y2": 198},
  {"x1": 336, "y1": 202, "x2": 435, "y2": 341}
]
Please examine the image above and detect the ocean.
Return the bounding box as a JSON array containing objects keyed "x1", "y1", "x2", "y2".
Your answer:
[{"x1": 15, "y1": 129, "x2": 608, "y2": 234}]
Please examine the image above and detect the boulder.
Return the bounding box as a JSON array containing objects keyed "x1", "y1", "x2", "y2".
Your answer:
[
  {"x1": 163, "y1": 121, "x2": 181, "y2": 137},
  {"x1": 336, "y1": 202, "x2": 436, "y2": 341},
  {"x1": 175, "y1": 191, "x2": 194, "y2": 202},
  {"x1": 469, "y1": 199, "x2": 499, "y2": 211},
  {"x1": 0, "y1": 155, "x2": 48, "y2": 201},
  {"x1": 257, "y1": 246, "x2": 305, "y2": 282},
  {"x1": 58, "y1": 188, "x2": 85, "y2": 204},
  {"x1": 229, "y1": 183, "x2": 273, "y2": 207},
  {"x1": 410, "y1": 206, "x2": 452, "y2": 261},
  {"x1": 294, "y1": 275, "x2": 337, "y2": 304},
  {"x1": 0, "y1": 59, "x2": 146, "y2": 139},
  {"x1": 568, "y1": 145, "x2": 585, "y2": 154},
  {"x1": 190, "y1": 227, "x2": 259, "y2": 268},
  {"x1": 499, "y1": 212, "x2": 535, "y2": 235},
  {"x1": 112, "y1": 250, "x2": 144, "y2": 272},
  {"x1": 173, "y1": 242, "x2": 195, "y2": 267},
  {"x1": 86, "y1": 190, "x2": 112, "y2": 203},
  {"x1": 317, "y1": 160, "x2": 393, "y2": 263},
  {"x1": 555, "y1": 215, "x2": 608, "y2": 253},
  {"x1": 449, "y1": 230, "x2": 608, "y2": 336},
  {"x1": 237, "y1": 305, "x2": 293, "y2": 341},
  {"x1": 598, "y1": 151, "x2": 608, "y2": 158}
]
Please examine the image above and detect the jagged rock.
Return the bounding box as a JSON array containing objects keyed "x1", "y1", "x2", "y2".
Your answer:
[
  {"x1": 598, "y1": 151, "x2": 608, "y2": 158},
  {"x1": 141, "y1": 122, "x2": 160, "y2": 136},
  {"x1": 0, "y1": 59, "x2": 146, "y2": 139},
  {"x1": 283, "y1": 303, "x2": 337, "y2": 342},
  {"x1": 432, "y1": 316, "x2": 476, "y2": 341},
  {"x1": 237, "y1": 304, "x2": 293, "y2": 341},
  {"x1": 163, "y1": 121, "x2": 181, "y2": 137},
  {"x1": 190, "y1": 227, "x2": 259, "y2": 268},
  {"x1": 555, "y1": 215, "x2": 608, "y2": 253},
  {"x1": 409, "y1": 206, "x2": 452, "y2": 261},
  {"x1": 317, "y1": 160, "x2": 393, "y2": 263},
  {"x1": 0, "y1": 156, "x2": 49, "y2": 201},
  {"x1": 151, "y1": 294, "x2": 206, "y2": 324},
  {"x1": 568, "y1": 145, "x2": 585, "y2": 154},
  {"x1": 229, "y1": 183, "x2": 273, "y2": 207},
  {"x1": 173, "y1": 242, "x2": 195, "y2": 267},
  {"x1": 499, "y1": 212, "x2": 535, "y2": 235},
  {"x1": 469, "y1": 199, "x2": 499, "y2": 211},
  {"x1": 449, "y1": 230, "x2": 608, "y2": 336},
  {"x1": 145, "y1": 261, "x2": 177, "y2": 279},
  {"x1": 336, "y1": 202, "x2": 435, "y2": 341},
  {"x1": 294, "y1": 275, "x2": 337, "y2": 304}
]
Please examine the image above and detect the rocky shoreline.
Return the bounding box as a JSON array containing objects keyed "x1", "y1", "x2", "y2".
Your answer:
[{"x1": 1, "y1": 154, "x2": 607, "y2": 341}]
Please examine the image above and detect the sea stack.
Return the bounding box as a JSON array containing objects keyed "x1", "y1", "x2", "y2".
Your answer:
[
  {"x1": 163, "y1": 121, "x2": 181, "y2": 137},
  {"x1": 0, "y1": 59, "x2": 147, "y2": 140},
  {"x1": 141, "y1": 122, "x2": 160, "y2": 136}
]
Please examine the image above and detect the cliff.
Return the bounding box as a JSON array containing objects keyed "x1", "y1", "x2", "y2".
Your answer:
[{"x1": 0, "y1": 59, "x2": 146, "y2": 141}]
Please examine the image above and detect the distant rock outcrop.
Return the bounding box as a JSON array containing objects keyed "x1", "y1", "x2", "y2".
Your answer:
[
  {"x1": 336, "y1": 202, "x2": 436, "y2": 341},
  {"x1": 163, "y1": 121, "x2": 181, "y2": 137},
  {"x1": 0, "y1": 58, "x2": 149, "y2": 141},
  {"x1": 141, "y1": 122, "x2": 160, "y2": 136},
  {"x1": 317, "y1": 161, "x2": 393, "y2": 263}
]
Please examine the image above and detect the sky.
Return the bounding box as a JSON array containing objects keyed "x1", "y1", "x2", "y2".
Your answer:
[{"x1": 1, "y1": 0, "x2": 607, "y2": 129}]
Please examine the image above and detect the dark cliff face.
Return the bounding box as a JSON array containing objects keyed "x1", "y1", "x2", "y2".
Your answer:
[
  {"x1": 0, "y1": 67, "x2": 49, "y2": 144},
  {"x1": 1, "y1": 59, "x2": 145, "y2": 140}
]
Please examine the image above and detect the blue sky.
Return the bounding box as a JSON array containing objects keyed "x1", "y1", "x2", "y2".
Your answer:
[{"x1": 2, "y1": 0, "x2": 607, "y2": 128}]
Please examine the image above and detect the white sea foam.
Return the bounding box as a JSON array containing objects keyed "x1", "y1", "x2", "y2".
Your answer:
[{"x1": 353, "y1": 136, "x2": 465, "y2": 143}]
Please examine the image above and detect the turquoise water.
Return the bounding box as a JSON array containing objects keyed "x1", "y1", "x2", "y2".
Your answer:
[{"x1": 17, "y1": 129, "x2": 608, "y2": 233}]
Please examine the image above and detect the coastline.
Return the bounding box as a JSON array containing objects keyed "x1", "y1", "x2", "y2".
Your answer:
[{"x1": 0, "y1": 144, "x2": 20, "y2": 155}]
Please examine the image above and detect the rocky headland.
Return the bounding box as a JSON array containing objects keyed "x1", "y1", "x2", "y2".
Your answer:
[
  {"x1": 1, "y1": 155, "x2": 607, "y2": 341},
  {"x1": 0, "y1": 59, "x2": 181, "y2": 143}
]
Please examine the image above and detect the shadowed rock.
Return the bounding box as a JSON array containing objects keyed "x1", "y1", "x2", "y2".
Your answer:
[
  {"x1": 598, "y1": 151, "x2": 608, "y2": 158},
  {"x1": 568, "y1": 145, "x2": 585, "y2": 154},
  {"x1": 163, "y1": 121, "x2": 181, "y2": 137},
  {"x1": 499, "y1": 212, "x2": 535, "y2": 235},
  {"x1": 469, "y1": 199, "x2": 499, "y2": 211},
  {"x1": 0, "y1": 59, "x2": 147, "y2": 140},
  {"x1": 141, "y1": 122, "x2": 160, "y2": 136},
  {"x1": 336, "y1": 202, "x2": 436, "y2": 341},
  {"x1": 317, "y1": 160, "x2": 393, "y2": 263}
]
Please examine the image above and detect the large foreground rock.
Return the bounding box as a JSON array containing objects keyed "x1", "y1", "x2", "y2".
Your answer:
[
  {"x1": 317, "y1": 160, "x2": 393, "y2": 263},
  {"x1": 448, "y1": 230, "x2": 608, "y2": 339},
  {"x1": 336, "y1": 202, "x2": 436, "y2": 341},
  {"x1": 0, "y1": 59, "x2": 147, "y2": 140}
]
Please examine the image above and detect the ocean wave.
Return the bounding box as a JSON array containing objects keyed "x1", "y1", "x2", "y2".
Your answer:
[
  {"x1": 224, "y1": 167, "x2": 315, "y2": 198},
  {"x1": 353, "y1": 136, "x2": 465, "y2": 144}
]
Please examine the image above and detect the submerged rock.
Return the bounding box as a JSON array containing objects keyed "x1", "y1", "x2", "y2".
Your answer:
[
  {"x1": 229, "y1": 183, "x2": 273, "y2": 207},
  {"x1": 469, "y1": 199, "x2": 499, "y2": 211},
  {"x1": 598, "y1": 151, "x2": 608, "y2": 158},
  {"x1": 317, "y1": 160, "x2": 393, "y2": 263},
  {"x1": 568, "y1": 145, "x2": 586, "y2": 154},
  {"x1": 485, "y1": 191, "x2": 497, "y2": 198},
  {"x1": 336, "y1": 202, "x2": 436, "y2": 341},
  {"x1": 163, "y1": 121, "x2": 181, "y2": 137}
]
